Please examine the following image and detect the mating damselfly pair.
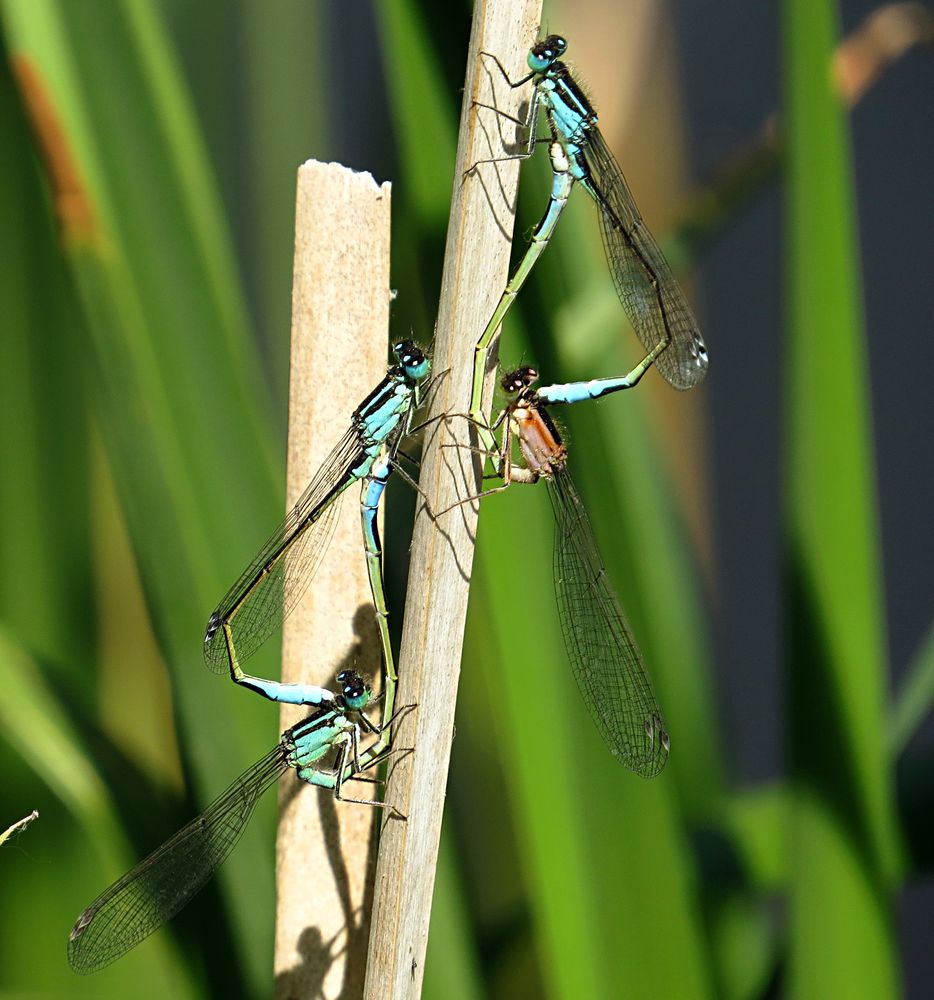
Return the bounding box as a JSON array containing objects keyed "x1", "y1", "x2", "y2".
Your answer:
[{"x1": 68, "y1": 31, "x2": 706, "y2": 975}]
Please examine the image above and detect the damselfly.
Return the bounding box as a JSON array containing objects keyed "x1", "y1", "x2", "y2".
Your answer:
[
  {"x1": 470, "y1": 35, "x2": 707, "y2": 449},
  {"x1": 203, "y1": 340, "x2": 431, "y2": 743},
  {"x1": 68, "y1": 671, "x2": 393, "y2": 974},
  {"x1": 459, "y1": 353, "x2": 669, "y2": 776}
]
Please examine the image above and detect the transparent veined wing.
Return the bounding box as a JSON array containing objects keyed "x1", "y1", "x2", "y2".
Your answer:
[
  {"x1": 203, "y1": 427, "x2": 366, "y2": 672},
  {"x1": 68, "y1": 743, "x2": 289, "y2": 973},
  {"x1": 548, "y1": 468, "x2": 669, "y2": 777},
  {"x1": 584, "y1": 126, "x2": 707, "y2": 390}
]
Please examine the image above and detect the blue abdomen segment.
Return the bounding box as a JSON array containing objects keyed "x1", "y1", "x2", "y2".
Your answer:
[
  {"x1": 361, "y1": 460, "x2": 391, "y2": 551},
  {"x1": 237, "y1": 677, "x2": 336, "y2": 706},
  {"x1": 538, "y1": 376, "x2": 638, "y2": 405}
]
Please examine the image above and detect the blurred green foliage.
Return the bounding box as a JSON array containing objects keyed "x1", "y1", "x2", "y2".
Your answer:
[{"x1": 0, "y1": 1, "x2": 925, "y2": 998}]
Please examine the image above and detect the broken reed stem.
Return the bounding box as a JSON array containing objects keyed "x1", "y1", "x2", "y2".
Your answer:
[{"x1": 275, "y1": 160, "x2": 391, "y2": 1000}]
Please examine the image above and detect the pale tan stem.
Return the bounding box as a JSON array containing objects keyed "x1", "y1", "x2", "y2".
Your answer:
[
  {"x1": 275, "y1": 160, "x2": 391, "y2": 999},
  {"x1": 363, "y1": 2, "x2": 543, "y2": 997}
]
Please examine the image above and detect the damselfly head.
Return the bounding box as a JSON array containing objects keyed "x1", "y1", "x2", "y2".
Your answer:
[
  {"x1": 392, "y1": 340, "x2": 431, "y2": 381},
  {"x1": 528, "y1": 35, "x2": 567, "y2": 73},
  {"x1": 501, "y1": 366, "x2": 539, "y2": 395},
  {"x1": 337, "y1": 670, "x2": 370, "y2": 711}
]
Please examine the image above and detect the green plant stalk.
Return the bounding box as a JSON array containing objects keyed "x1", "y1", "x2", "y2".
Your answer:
[
  {"x1": 422, "y1": 827, "x2": 486, "y2": 1000},
  {"x1": 784, "y1": 0, "x2": 901, "y2": 995}
]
